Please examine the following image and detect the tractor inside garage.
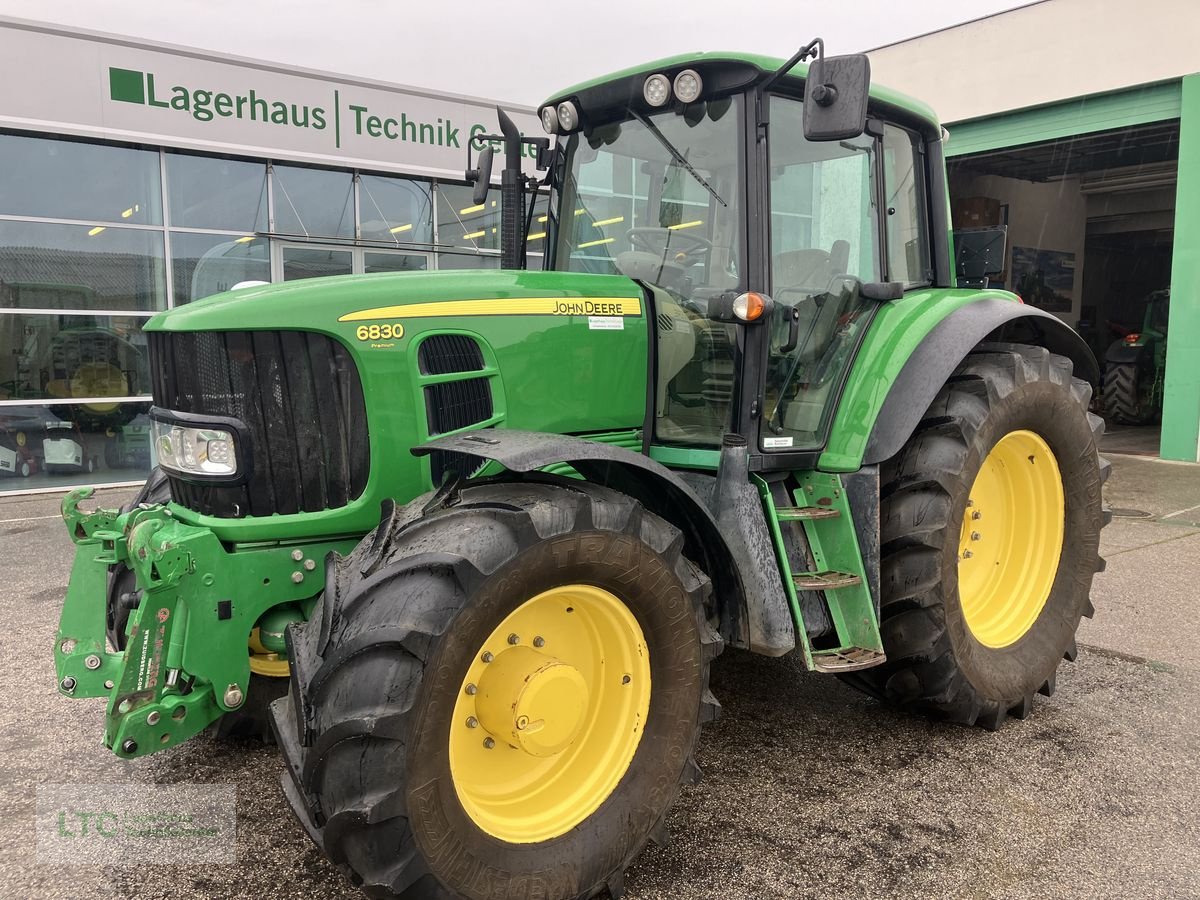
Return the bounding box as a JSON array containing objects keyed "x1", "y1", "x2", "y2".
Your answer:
[{"x1": 947, "y1": 117, "x2": 1180, "y2": 455}]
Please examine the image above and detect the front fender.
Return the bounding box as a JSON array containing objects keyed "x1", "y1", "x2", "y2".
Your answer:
[
  {"x1": 413, "y1": 429, "x2": 752, "y2": 646},
  {"x1": 820, "y1": 291, "x2": 1097, "y2": 471}
]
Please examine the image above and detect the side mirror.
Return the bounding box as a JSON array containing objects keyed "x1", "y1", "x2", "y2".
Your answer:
[
  {"x1": 803, "y1": 54, "x2": 871, "y2": 142},
  {"x1": 465, "y1": 145, "x2": 494, "y2": 206},
  {"x1": 954, "y1": 226, "x2": 1008, "y2": 289}
]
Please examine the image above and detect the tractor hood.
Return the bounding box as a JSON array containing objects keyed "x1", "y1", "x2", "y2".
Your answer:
[{"x1": 143, "y1": 269, "x2": 651, "y2": 541}]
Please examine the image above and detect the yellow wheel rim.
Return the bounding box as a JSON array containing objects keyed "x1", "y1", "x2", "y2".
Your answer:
[
  {"x1": 449, "y1": 584, "x2": 651, "y2": 844},
  {"x1": 247, "y1": 627, "x2": 290, "y2": 678},
  {"x1": 958, "y1": 429, "x2": 1065, "y2": 648}
]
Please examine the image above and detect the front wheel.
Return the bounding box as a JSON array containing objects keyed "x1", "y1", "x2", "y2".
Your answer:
[
  {"x1": 846, "y1": 343, "x2": 1108, "y2": 728},
  {"x1": 275, "y1": 480, "x2": 722, "y2": 899}
]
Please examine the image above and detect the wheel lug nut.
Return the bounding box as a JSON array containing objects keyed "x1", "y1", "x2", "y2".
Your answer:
[
  {"x1": 516, "y1": 715, "x2": 529, "y2": 730},
  {"x1": 481, "y1": 651, "x2": 494, "y2": 663},
  {"x1": 971, "y1": 532, "x2": 981, "y2": 541},
  {"x1": 533, "y1": 636, "x2": 545, "y2": 648},
  {"x1": 507, "y1": 633, "x2": 520, "y2": 645},
  {"x1": 972, "y1": 510, "x2": 982, "y2": 520},
  {"x1": 962, "y1": 550, "x2": 974, "y2": 559},
  {"x1": 466, "y1": 716, "x2": 478, "y2": 729},
  {"x1": 483, "y1": 737, "x2": 495, "y2": 749},
  {"x1": 465, "y1": 683, "x2": 477, "y2": 695},
  {"x1": 622, "y1": 674, "x2": 632, "y2": 685}
]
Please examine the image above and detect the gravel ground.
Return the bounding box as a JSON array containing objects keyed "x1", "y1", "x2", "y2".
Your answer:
[{"x1": 1, "y1": 448, "x2": 1197, "y2": 900}]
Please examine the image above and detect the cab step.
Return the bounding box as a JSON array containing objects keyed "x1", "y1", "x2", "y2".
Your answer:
[
  {"x1": 755, "y1": 471, "x2": 886, "y2": 675},
  {"x1": 776, "y1": 506, "x2": 841, "y2": 522},
  {"x1": 811, "y1": 647, "x2": 886, "y2": 673},
  {"x1": 793, "y1": 570, "x2": 862, "y2": 590}
]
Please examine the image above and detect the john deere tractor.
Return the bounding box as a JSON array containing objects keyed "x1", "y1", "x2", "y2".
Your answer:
[
  {"x1": 54, "y1": 42, "x2": 1108, "y2": 900},
  {"x1": 1103, "y1": 288, "x2": 1170, "y2": 425}
]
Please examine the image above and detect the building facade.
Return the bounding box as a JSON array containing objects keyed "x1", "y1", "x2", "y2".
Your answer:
[
  {"x1": 868, "y1": 0, "x2": 1200, "y2": 461},
  {"x1": 0, "y1": 16, "x2": 538, "y2": 494}
]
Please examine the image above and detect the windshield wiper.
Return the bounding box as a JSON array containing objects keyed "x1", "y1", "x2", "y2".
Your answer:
[{"x1": 630, "y1": 109, "x2": 727, "y2": 208}]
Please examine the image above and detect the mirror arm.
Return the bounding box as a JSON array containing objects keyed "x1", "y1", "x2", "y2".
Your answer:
[{"x1": 761, "y1": 37, "x2": 823, "y2": 94}]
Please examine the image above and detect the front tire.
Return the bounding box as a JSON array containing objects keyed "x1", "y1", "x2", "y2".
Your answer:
[
  {"x1": 847, "y1": 343, "x2": 1108, "y2": 729},
  {"x1": 275, "y1": 479, "x2": 722, "y2": 899}
]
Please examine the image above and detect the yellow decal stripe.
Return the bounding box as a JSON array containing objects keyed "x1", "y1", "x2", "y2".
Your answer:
[{"x1": 337, "y1": 296, "x2": 642, "y2": 322}]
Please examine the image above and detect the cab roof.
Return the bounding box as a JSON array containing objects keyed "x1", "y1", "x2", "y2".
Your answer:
[{"x1": 543, "y1": 50, "x2": 940, "y2": 133}]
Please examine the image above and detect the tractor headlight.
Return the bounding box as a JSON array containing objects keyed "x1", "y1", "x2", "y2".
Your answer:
[
  {"x1": 643, "y1": 73, "x2": 671, "y2": 107},
  {"x1": 540, "y1": 105, "x2": 559, "y2": 134},
  {"x1": 673, "y1": 69, "x2": 703, "y2": 104},
  {"x1": 556, "y1": 101, "x2": 579, "y2": 132},
  {"x1": 151, "y1": 416, "x2": 240, "y2": 478}
]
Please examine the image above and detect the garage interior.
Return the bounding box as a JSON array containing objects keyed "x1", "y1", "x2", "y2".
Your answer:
[{"x1": 948, "y1": 118, "x2": 1181, "y2": 454}]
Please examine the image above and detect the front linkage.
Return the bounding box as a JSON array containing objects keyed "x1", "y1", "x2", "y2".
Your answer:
[{"x1": 54, "y1": 488, "x2": 355, "y2": 758}]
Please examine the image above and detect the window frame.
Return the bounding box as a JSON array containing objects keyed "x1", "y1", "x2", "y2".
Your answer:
[
  {"x1": 880, "y1": 122, "x2": 935, "y2": 288},
  {"x1": 750, "y1": 90, "x2": 896, "y2": 465}
]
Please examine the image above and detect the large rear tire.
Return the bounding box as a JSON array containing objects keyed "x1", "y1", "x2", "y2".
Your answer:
[
  {"x1": 274, "y1": 479, "x2": 722, "y2": 899},
  {"x1": 844, "y1": 343, "x2": 1108, "y2": 729},
  {"x1": 1103, "y1": 361, "x2": 1151, "y2": 425}
]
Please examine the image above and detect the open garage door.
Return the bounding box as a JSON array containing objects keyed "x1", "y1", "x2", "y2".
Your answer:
[{"x1": 946, "y1": 118, "x2": 1181, "y2": 456}]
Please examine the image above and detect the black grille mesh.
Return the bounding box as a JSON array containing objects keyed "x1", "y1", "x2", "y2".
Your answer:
[
  {"x1": 417, "y1": 334, "x2": 485, "y2": 375},
  {"x1": 148, "y1": 330, "x2": 369, "y2": 518},
  {"x1": 424, "y1": 377, "x2": 493, "y2": 436}
]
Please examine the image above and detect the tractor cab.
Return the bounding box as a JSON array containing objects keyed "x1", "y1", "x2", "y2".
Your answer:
[{"x1": 525, "y1": 46, "x2": 946, "y2": 460}]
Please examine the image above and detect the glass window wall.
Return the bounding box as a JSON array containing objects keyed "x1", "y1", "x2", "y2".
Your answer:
[
  {"x1": 273, "y1": 164, "x2": 355, "y2": 238},
  {"x1": 166, "y1": 153, "x2": 268, "y2": 232},
  {"x1": 171, "y1": 232, "x2": 270, "y2": 303},
  {"x1": 0, "y1": 128, "x2": 546, "y2": 493},
  {"x1": 0, "y1": 401, "x2": 153, "y2": 487},
  {"x1": 0, "y1": 221, "x2": 166, "y2": 312},
  {"x1": 0, "y1": 133, "x2": 161, "y2": 225},
  {"x1": 359, "y1": 174, "x2": 433, "y2": 244}
]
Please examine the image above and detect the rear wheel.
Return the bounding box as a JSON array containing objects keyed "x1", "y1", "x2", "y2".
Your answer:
[
  {"x1": 845, "y1": 343, "x2": 1108, "y2": 728},
  {"x1": 1103, "y1": 361, "x2": 1151, "y2": 425},
  {"x1": 274, "y1": 479, "x2": 721, "y2": 899}
]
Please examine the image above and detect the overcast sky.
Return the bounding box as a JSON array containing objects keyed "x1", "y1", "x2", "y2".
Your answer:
[{"x1": 0, "y1": 0, "x2": 1034, "y2": 105}]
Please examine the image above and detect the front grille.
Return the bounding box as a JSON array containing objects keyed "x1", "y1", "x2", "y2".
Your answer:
[
  {"x1": 148, "y1": 330, "x2": 369, "y2": 518},
  {"x1": 424, "y1": 377, "x2": 493, "y2": 435}
]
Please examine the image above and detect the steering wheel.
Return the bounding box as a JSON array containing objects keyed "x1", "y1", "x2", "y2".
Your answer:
[{"x1": 627, "y1": 227, "x2": 712, "y2": 265}]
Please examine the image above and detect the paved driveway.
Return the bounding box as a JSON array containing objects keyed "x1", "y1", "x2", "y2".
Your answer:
[{"x1": 1, "y1": 450, "x2": 1196, "y2": 899}]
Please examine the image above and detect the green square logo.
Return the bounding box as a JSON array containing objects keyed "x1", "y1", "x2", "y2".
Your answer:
[{"x1": 108, "y1": 67, "x2": 145, "y2": 104}]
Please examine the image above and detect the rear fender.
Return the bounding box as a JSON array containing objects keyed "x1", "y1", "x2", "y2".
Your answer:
[
  {"x1": 1105, "y1": 337, "x2": 1153, "y2": 366},
  {"x1": 861, "y1": 297, "x2": 1098, "y2": 467}
]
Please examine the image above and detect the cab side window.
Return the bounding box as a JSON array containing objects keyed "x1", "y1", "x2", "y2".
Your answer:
[
  {"x1": 882, "y1": 124, "x2": 932, "y2": 286},
  {"x1": 761, "y1": 95, "x2": 880, "y2": 450}
]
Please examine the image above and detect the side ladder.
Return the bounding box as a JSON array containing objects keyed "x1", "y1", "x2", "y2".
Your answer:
[{"x1": 754, "y1": 472, "x2": 886, "y2": 673}]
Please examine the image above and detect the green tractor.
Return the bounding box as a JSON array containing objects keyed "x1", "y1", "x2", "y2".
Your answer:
[
  {"x1": 54, "y1": 42, "x2": 1108, "y2": 899},
  {"x1": 1103, "y1": 288, "x2": 1169, "y2": 425}
]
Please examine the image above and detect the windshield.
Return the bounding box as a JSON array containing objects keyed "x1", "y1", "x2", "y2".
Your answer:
[{"x1": 550, "y1": 97, "x2": 744, "y2": 302}]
